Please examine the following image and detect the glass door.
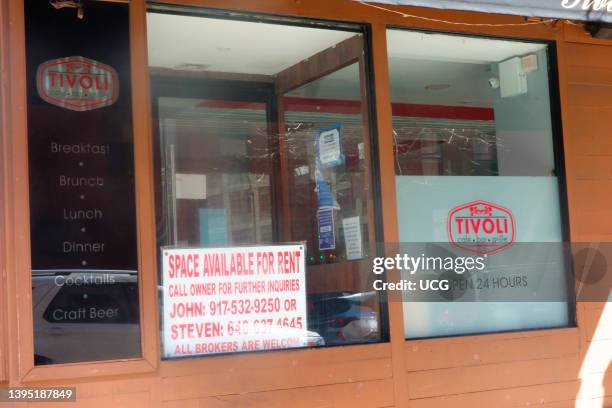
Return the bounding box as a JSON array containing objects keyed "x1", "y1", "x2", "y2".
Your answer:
[{"x1": 152, "y1": 79, "x2": 279, "y2": 249}]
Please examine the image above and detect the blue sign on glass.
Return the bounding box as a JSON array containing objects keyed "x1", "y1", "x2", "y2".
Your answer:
[
  {"x1": 317, "y1": 208, "x2": 335, "y2": 251},
  {"x1": 315, "y1": 123, "x2": 345, "y2": 169},
  {"x1": 315, "y1": 169, "x2": 335, "y2": 209}
]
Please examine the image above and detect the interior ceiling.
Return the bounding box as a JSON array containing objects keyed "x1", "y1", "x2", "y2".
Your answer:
[
  {"x1": 147, "y1": 13, "x2": 548, "y2": 109},
  {"x1": 286, "y1": 60, "x2": 498, "y2": 107},
  {"x1": 146, "y1": 12, "x2": 357, "y2": 75},
  {"x1": 386, "y1": 30, "x2": 546, "y2": 64},
  {"x1": 289, "y1": 32, "x2": 548, "y2": 108}
]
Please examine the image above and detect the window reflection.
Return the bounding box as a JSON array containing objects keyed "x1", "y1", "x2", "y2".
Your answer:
[{"x1": 148, "y1": 9, "x2": 385, "y2": 355}]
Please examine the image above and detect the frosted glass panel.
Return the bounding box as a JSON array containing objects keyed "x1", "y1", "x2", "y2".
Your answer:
[
  {"x1": 396, "y1": 176, "x2": 562, "y2": 244},
  {"x1": 403, "y1": 302, "x2": 569, "y2": 338},
  {"x1": 396, "y1": 176, "x2": 569, "y2": 338},
  {"x1": 388, "y1": 29, "x2": 570, "y2": 338}
]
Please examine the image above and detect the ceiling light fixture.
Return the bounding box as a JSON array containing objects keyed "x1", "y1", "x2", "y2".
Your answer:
[
  {"x1": 173, "y1": 63, "x2": 211, "y2": 71},
  {"x1": 424, "y1": 84, "x2": 451, "y2": 91}
]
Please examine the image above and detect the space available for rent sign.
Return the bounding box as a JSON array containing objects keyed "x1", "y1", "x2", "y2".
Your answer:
[
  {"x1": 162, "y1": 244, "x2": 307, "y2": 358},
  {"x1": 358, "y1": 0, "x2": 612, "y2": 23}
]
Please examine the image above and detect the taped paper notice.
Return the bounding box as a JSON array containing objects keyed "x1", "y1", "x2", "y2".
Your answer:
[
  {"x1": 176, "y1": 174, "x2": 206, "y2": 200},
  {"x1": 342, "y1": 216, "x2": 363, "y2": 261},
  {"x1": 316, "y1": 124, "x2": 345, "y2": 169}
]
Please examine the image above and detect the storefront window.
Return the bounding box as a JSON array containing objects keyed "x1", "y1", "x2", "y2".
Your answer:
[
  {"x1": 26, "y1": 0, "x2": 141, "y2": 364},
  {"x1": 387, "y1": 30, "x2": 571, "y2": 338},
  {"x1": 148, "y1": 7, "x2": 384, "y2": 357}
]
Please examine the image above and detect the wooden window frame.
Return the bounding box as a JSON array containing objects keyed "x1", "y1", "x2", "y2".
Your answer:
[
  {"x1": 135, "y1": 7, "x2": 577, "y2": 407},
  {"x1": 0, "y1": 1, "x2": 580, "y2": 405},
  {"x1": 5, "y1": 0, "x2": 159, "y2": 382},
  {"x1": 0, "y1": 0, "x2": 8, "y2": 383}
]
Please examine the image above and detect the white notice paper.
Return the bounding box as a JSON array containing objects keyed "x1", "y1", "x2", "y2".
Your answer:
[
  {"x1": 318, "y1": 128, "x2": 341, "y2": 166},
  {"x1": 342, "y1": 216, "x2": 363, "y2": 261},
  {"x1": 175, "y1": 174, "x2": 206, "y2": 200}
]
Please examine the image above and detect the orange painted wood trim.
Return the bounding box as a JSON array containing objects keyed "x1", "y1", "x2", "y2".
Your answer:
[
  {"x1": 7, "y1": 0, "x2": 36, "y2": 383},
  {"x1": 6, "y1": 0, "x2": 159, "y2": 383},
  {"x1": 129, "y1": 0, "x2": 161, "y2": 372},
  {"x1": 159, "y1": 341, "x2": 392, "y2": 376},
  {"x1": 151, "y1": 0, "x2": 559, "y2": 40},
  {"x1": 369, "y1": 21, "x2": 410, "y2": 407},
  {"x1": 0, "y1": 0, "x2": 10, "y2": 384}
]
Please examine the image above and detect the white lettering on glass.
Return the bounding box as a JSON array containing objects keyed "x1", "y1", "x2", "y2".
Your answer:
[{"x1": 561, "y1": 0, "x2": 612, "y2": 12}]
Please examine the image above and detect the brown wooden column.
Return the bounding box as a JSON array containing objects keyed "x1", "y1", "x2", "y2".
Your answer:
[
  {"x1": 0, "y1": 0, "x2": 10, "y2": 385},
  {"x1": 370, "y1": 21, "x2": 410, "y2": 408}
]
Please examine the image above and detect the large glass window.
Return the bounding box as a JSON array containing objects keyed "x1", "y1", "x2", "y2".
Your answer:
[
  {"x1": 26, "y1": 0, "x2": 140, "y2": 365},
  {"x1": 148, "y1": 7, "x2": 384, "y2": 357},
  {"x1": 387, "y1": 30, "x2": 571, "y2": 338}
]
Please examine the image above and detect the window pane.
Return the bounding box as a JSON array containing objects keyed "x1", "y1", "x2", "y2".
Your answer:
[
  {"x1": 148, "y1": 8, "x2": 384, "y2": 357},
  {"x1": 387, "y1": 30, "x2": 570, "y2": 338}
]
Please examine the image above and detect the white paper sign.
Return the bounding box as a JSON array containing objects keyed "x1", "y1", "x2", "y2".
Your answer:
[
  {"x1": 342, "y1": 216, "x2": 363, "y2": 261},
  {"x1": 175, "y1": 173, "x2": 206, "y2": 200},
  {"x1": 162, "y1": 244, "x2": 307, "y2": 357},
  {"x1": 318, "y1": 128, "x2": 341, "y2": 166}
]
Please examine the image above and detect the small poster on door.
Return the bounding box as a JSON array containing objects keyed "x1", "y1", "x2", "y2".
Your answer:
[
  {"x1": 315, "y1": 123, "x2": 345, "y2": 169},
  {"x1": 317, "y1": 208, "x2": 336, "y2": 251},
  {"x1": 342, "y1": 216, "x2": 363, "y2": 261}
]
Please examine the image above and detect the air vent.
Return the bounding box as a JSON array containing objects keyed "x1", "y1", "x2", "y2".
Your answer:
[{"x1": 173, "y1": 63, "x2": 211, "y2": 71}]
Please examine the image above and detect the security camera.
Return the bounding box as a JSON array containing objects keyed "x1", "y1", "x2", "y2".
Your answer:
[{"x1": 488, "y1": 77, "x2": 500, "y2": 89}]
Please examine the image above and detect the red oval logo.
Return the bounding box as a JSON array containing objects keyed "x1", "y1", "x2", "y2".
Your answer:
[
  {"x1": 447, "y1": 200, "x2": 516, "y2": 255},
  {"x1": 36, "y1": 56, "x2": 119, "y2": 112}
]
